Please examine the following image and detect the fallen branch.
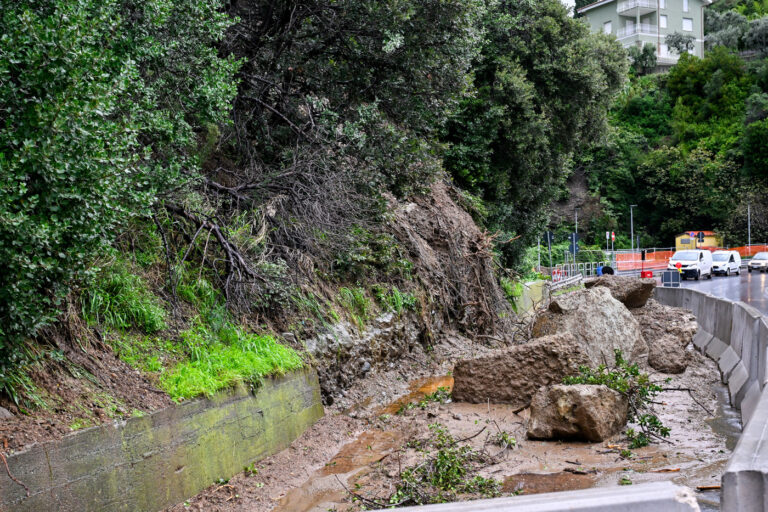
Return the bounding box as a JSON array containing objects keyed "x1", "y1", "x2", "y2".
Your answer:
[{"x1": 661, "y1": 387, "x2": 713, "y2": 416}]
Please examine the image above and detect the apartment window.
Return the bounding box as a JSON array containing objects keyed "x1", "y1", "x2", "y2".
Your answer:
[
  {"x1": 660, "y1": 0, "x2": 666, "y2": 8},
  {"x1": 682, "y1": 17, "x2": 693, "y2": 31},
  {"x1": 603, "y1": 20, "x2": 612, "y2": 34},
  {"x1": 683, "y1": 0, "x2": 689, "y2": 11},
  {"x1": 660, "y1": 14, "x2": 667, "y2": 28}
]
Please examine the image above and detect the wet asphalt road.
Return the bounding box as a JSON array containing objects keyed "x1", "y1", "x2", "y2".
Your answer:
[{"x1": 678, "y1": 269, "x2": 768, "y2": 315}]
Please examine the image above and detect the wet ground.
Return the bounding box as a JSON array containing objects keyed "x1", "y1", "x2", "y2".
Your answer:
[
  {"x1": 680, "y1": 271, "x2": 768, "y2": 315},
  {"x1": 271, "y1": 350, "x2": 734, "y2": 512},
  {"x1": 169, "y1": 335, "x2": 738, "y2": 512}
]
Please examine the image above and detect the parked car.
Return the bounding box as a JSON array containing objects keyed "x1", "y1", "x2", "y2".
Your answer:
[
  {"x1": 712, "y1": 250, "x2": 741, "y2": 276},
  {"x1": 748, "y1": 252, "x2": 768, "y2": 273},
  {"x1": 667, "y1": 249, "x2": 713, "y2": 280}
]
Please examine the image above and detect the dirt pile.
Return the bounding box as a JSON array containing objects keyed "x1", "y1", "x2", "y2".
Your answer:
[
  {"x1": 632, "y1": 299, "x2": 698, "y2": 374},
  {"x1": 584, "y1": 275, "x2": 656, "y2": 308},
  {"x1": 451, "y1": 333, "x2": 590, "y2": 408},
  {"x1": 648, "y1": 334, "x2": 690, "y2": 374},
  {"x1": 389, "y1": 181, "x2": 515, "y2": 338},
  {"x1": 527, "y1": 384, "x2": 628, "y2": 442},
  {"x1": 532, "y1": 287, "x2": 647, "y2": 365},
  {"x1": 0, "y1": 317, "x2": 171, "y2": 453}
]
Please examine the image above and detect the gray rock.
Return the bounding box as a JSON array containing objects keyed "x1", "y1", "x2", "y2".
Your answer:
[
  {"x1": 452, "y1": 333, "x2": 591, "y2": 408},
  {"x1": 584, "y1": 276, "x2": 656, "y2": 309},
  {"x1": 527, "y1": 384, "x2": 628, "y2": 442},
  {"x1": 0, "y1": 406, "x2": 14, "y2": 419},
  {"x1": 532, "y1": 287, "x2": 647, "y2": 365},
  {"x1": 648, "y1": 334, "x2": 689, "y2": 374},
  {"x1": 360, "y1": 361, "x2": 371, "y2": 374}
]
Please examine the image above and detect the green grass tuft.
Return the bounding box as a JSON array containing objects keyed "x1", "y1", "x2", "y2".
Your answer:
[
  {"x1": 159, "y1": 321, "x2": 303, "y2": 401},
  {"x1": 338, "y1": 286, "x2": 372, "y2": 329},
  {"x1": 82, "y1": 259, "x2": 166, "y2": 333},
  {"x1": 371, "y1": 285, "x2": 417, "y2": 316}
]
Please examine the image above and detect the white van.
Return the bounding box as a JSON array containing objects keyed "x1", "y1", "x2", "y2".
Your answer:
[
  {"x1": 712, "y1": 250, "x2": 741, "y2": 276},
  {"x1": 667, "y1": 249, "x2": 713, "y2": 280}
]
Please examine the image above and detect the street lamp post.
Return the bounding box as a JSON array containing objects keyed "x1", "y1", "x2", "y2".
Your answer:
[
  {"x1": 630, "y1": 205, "x2": 638, "y2": 252},
  {"x1": 573, "y1": 208, "x2": 579, "y2": 262},
  {"x1": 748, "y1": 203, "x2": 752, "y2": 256}
]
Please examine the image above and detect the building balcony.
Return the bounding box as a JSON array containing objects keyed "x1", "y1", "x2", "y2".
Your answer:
[
  {"x1": 617, "y1": 0, "x2": 658, "y2": 17},
  {"x1": 617, "y1": 23, "x2": 658, "y2": 37}
]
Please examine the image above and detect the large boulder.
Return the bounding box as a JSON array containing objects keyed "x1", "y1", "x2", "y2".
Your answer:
[
  {"x1": 532, "y1": 287, "x2": 647, "y2": 365},
  {"x1": 452, "y1": 333, "x2": 590, "y2": 409},
  {"x1": 631, "y1": 299, "x2": 697, "y2": 350},
  {"x1": 583, "y1": 276, "x2": 655, "y2": 309},
  {"x1": 527, "y1": 384, "x2": 628, "y2": 442},
  {"x1": 648, "y1": 334, "x2": 689, "y2": 374}
]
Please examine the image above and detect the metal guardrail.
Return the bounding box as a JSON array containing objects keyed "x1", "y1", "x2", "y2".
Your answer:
[{"x1": 548, "y1": 274, "x2": 583, "y2": 292}]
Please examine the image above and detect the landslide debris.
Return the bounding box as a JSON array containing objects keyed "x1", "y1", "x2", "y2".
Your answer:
[
  {"x1": 527, "y1": 384, "x2": 628, "y2": 442},
  {"x1": 648, "y1": 334, "x2": 690, "y2": 374},
  {"x1": 532, "y1": 287, "x2": 647, "y2": 365},
  {"x1": 583, "y1": 275, "x2": 656, "y2": 309},
  {"x1": 632, "y1": 299, "x2": 697, "y2": 374},
  {"x1": 389, "y1": 182, "x2": 515, "y2": 338},
  {"x1": 451, "y1": 333, "x2": 590, "y2": 408}
]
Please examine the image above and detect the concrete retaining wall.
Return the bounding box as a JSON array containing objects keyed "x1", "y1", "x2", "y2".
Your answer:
[
  {"x1": 0, "y1": 369, "x2": 324, "y2": 512},
  {"x1": 654, "y1": 287, "x2": 768, "y2": 512}
]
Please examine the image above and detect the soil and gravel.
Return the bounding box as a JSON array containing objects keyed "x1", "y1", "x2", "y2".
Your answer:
[
  {"x1": 168, "y1": 295, "x2": 733, "y2": 512},
  {"x1": 0, "y1": 316, "x2": 171, "y2": 453}
]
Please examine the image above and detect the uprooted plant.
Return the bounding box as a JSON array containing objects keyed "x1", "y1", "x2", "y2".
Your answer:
[
  {"x1": 386, "y1": 424, "x2": 502, "y2": 506},
  {"x1": 563, "y1": 349, "x2": 670, "y2": 448}
]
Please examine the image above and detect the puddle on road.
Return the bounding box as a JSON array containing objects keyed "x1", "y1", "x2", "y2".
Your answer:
[
  {"x1": 378, "y1": 375, "x2": 454, "y2": 415},
  {"x1": 697, "y1": 383, "x2": 742, "y2": 511},
  {"x1": 319, "y1": 430, "x2": 404, "y2": 475},
  {"x1": 502, "y1": 472, "x2": 596, "y2": 494},
  {"x1": 705, "y1": 384, "x2": 741, "y2": 451}
]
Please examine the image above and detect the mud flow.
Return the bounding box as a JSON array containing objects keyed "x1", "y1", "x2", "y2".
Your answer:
[{"x1": 270, "y1": 353, "x2": 734, "y2": 512}]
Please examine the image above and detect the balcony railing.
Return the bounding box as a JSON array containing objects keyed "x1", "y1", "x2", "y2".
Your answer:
[
  {"x1": 617, "y1": 23, "x2": 658, "y2": 37},
  {"x1": 617, "y1": 0, "x2": 658, "y2": 13}
]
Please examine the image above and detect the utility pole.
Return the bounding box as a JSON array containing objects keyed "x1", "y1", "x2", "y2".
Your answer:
[
  {"x1": 575, "y1": 208, "x2": 579, "y2": 237},
  {"x1": 630, "y1": 205, "x2": 637, "y2": 254},
  {"x1": 748, "y1": 203, "x2": 752, "y2": 256},
  {"x1": 537, "y1": 236, "x2": 541, "y2": 272},
  {"x1": 573, "y1": 208, "x2": 579, "y2": 262}
]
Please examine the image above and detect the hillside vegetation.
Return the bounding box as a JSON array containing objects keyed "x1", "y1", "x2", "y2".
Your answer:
[
  {"x1": 0, "y1": 0, "x2": 625, "y2": 411},
  {"x1": 560, "y1": 0, "x2": 768, "y2": 249}
]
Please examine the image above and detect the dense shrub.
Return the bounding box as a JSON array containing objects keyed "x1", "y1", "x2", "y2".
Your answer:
[{"x1": 0, "y1": 1, "x2": 238, "y2": 370}]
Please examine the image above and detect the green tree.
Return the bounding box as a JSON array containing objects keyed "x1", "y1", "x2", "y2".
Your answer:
[
  {"x1": 628, "y1": 44, "x2": 658, "y2": 76},
  {"x1": 442, "y1": 0, "x2": 627, "y2": 265},
  {"x1": 0, "y1": 0, "x2": 239, "y2": 372},
  {"x1": 666, "y1": 32, "x2": 697, "y2": 54}
]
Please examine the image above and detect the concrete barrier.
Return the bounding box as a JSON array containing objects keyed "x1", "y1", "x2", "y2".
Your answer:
[
  {"x1": 654, "y1": 287, "x2": 768, "y2": 512},
  {"x1": 722, "y1": 386, "x2": 768, "y2": 512},
  {"x1": 0, "y1": 369, "x2": 324, "y2": 512},
  {"x1": 397, "y1": 481, "x2": 700, "y2": 511}
]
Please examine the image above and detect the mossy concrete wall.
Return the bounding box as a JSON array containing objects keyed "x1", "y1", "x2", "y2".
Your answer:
[
  {"x1": 0, "y1": 368, "x2": 324, "y2": 512},
  {"x1": 514, "y1": 280, "x2": 550, "y2": 314}
]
